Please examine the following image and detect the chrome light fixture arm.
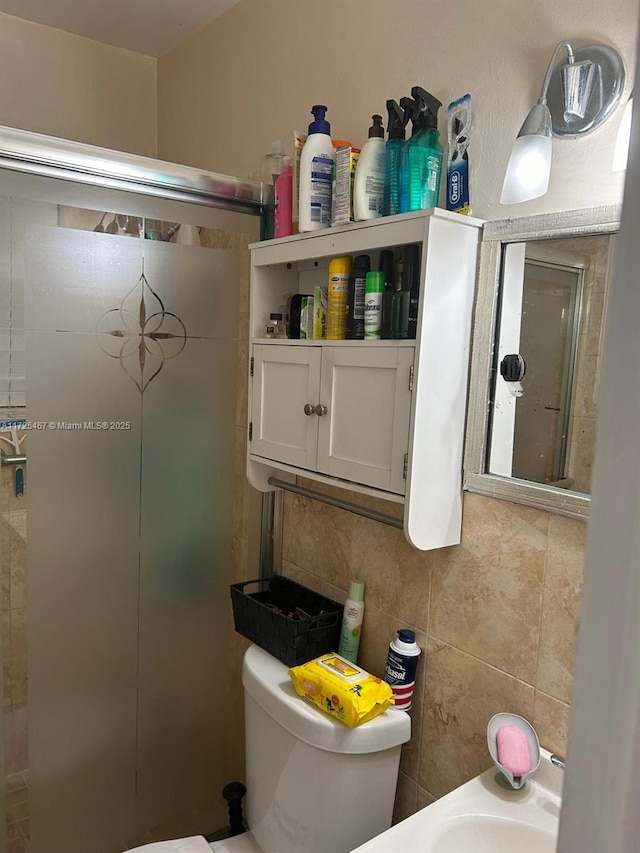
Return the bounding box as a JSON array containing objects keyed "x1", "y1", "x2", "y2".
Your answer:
[{"x1": 539, "y1": 42, "x2": 575, "y2": 105}]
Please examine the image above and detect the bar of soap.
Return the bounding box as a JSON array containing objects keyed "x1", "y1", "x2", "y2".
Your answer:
[{"x1": 496, "y1": 724, "x2": 532, "y2": 776}]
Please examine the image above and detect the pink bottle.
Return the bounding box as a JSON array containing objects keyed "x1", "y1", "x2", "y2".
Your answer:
[{"x1": 274, "y1": 155, "x2": 293, "y2": 238}]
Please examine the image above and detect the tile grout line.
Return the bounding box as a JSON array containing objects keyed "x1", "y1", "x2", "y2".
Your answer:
[{"x1": 428, "y1": 632, "x2": 537, "y2": 693}]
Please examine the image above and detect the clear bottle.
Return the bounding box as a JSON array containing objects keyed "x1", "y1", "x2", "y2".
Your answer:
[
  {"x1": 384, "y1": 628, "x2": 422, "y2": 711},
  {"x1": 338, "y1": 579, "x2": 365, "y2": 663},
  {"x1": 264, "y1": 312, "x2": 287, "y2": 338},
  {"x1": 408, "y1": 87, "x2": 444, "y2": 211},
  {"x1": 326, "y1": 256, "x2": 352, "y2": 340},
  {"x1": 260, "y1": 139, "x2": 285, "y2": 185}
]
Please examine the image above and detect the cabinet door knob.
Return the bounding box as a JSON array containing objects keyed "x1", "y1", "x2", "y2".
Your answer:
[
  {"x1": 315, "y1": 404, "x2": 328, "y2": 416},
  {"x1": 303, "y1": 403, "x2": 315, "y2": 416}
]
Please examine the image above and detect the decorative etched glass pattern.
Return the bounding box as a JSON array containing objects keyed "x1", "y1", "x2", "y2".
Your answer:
[{"x1": 96, "y1": 265, "x2": 187, "y2": 393}]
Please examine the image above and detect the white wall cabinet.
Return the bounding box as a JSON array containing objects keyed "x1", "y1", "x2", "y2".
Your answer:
[
  {"x1": 251, "y1": 343, "x2": 413, "y2": 494},
  {"x1": 247, "y1": 209, "x2": 482, "y2": 550}
]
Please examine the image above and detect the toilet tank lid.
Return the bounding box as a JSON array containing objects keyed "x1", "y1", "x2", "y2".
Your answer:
[{"x1": 242, "y1": 644, "x2": 411, "y2": 755}]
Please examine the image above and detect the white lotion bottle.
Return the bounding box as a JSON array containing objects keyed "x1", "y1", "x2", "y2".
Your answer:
[
  {"x1": 299, "y1": 105, "x2": 335, "y2": 231},
  {"x1": 338, "y1": 579, "x2": 365, "y2": 663},
  {"x1": 354, "y1": 114, "x2": 386, "y2": 220}
]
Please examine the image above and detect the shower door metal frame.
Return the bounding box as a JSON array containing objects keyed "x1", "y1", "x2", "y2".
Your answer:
[
  {"x1": 0, "y1": 125, "x2": 273, "y2": 213},
  {"x1": 0, "y1": 124, "x2": 276, "y2": 851}
]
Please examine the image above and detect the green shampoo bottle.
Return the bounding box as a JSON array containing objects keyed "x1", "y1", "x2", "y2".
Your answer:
[
  {"x1": 384, "y1": 99, "x2": 409, "y2": 216},
  {"x1": 408, "y1": 87, "x2": 443, "y2": 211}
]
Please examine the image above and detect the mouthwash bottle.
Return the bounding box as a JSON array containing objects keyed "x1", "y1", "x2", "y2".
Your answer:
[
  {"x1": 407, "y1": 87, "x2": 443, "y2": 211},
  {"x1": 383, "y1": 100, "x2": 409, "y2": 216},
  {"x1": 398, "y1": 95, "x2": 416, "y2": 214}
]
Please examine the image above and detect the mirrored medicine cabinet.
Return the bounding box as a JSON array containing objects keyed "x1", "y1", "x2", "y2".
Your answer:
[{"x1": 464, "y1": 204, "x2": 621, "y2": 519}]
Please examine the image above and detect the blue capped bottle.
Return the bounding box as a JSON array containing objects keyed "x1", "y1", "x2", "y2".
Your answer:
[{"x1": 299, "y1": 105, "x2": 335, "y2": 232}]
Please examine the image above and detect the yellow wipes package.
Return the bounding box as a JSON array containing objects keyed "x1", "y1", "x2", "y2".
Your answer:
[{"x1": 289, "y1": 653, "x2": 393, "y2": 727}]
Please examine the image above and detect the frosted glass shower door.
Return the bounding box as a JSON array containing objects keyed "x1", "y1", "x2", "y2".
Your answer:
[{"x1": 25, "y1": 225, "x2": 239, "y2": 853}]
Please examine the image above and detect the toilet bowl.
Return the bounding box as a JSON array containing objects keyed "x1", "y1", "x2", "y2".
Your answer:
[{"x1": 131, "y1": 645, "x2": 410, "y2": 853}]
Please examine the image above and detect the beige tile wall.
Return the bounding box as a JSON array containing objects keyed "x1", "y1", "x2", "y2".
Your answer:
[{"x1": 279, "y1": 487, "x2": 585, "y2": 820}]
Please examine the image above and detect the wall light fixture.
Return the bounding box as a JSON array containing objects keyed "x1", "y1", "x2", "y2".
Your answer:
[{"x1": 501, "y1": 42, "x2": 626, "y2": 204}]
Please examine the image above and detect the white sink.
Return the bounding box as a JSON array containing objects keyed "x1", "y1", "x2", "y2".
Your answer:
[{"x1": 351, "y1": 748, "x2": 563, "y2": 853}]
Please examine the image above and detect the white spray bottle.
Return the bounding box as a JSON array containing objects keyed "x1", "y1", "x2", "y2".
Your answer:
[{"x1": 354, "y1": 114, "x2": 386, "y2": 220}]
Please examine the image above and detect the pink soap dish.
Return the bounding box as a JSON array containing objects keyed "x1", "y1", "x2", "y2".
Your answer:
[{"x1": 487, "y1": 712, "x2": 541, "y2": 790}]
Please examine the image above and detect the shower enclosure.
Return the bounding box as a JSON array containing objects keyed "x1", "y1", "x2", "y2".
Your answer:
[{"x1": 0, "y1": 128, "x2": 264, "y2": 853}]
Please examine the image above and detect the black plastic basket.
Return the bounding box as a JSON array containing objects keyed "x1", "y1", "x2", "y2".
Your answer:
[{"x1": 230, "y1": 576, "x2": 343, "y2": 667}]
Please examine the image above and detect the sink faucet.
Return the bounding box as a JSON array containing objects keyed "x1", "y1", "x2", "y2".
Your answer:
[{"x1": 550, "y1": 754, "x2": 566, "y2": 769}]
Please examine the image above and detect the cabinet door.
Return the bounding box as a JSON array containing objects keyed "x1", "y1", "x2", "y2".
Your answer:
[
  {"x1": 250, "y1": 345, "x2": 321, "y2": 468},
  {"x1": 317, "y1": 347, "x2": 414, "y2": 494}
]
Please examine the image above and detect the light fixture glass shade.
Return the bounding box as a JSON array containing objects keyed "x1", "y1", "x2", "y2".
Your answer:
[
  {"x1": 501, "y1": 134, "x2": 553, "y2": 203},
  {"x1": 613, "y1": 95, "x2": 633, "y2": 171},
  {"x1": 501, "y1": 102, "x2": 553, "y2": 204}
]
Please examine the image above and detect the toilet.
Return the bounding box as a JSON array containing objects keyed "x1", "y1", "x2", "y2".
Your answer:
[
  {"x1": 130, "y1": 644, "x2": 410, "y2": 853},
  {"x1": 211, "y1": 644, "x2": 411, "y2": 853}
]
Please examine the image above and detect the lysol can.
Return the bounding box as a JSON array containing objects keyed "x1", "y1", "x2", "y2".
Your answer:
[{"x1": 384, "y1": 629, "x2": 421, "y2": 710}]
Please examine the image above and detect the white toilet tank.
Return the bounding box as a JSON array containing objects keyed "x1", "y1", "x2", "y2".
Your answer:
[{"x1": 242, "y1": 644, "x2": 411, "y2": 853}]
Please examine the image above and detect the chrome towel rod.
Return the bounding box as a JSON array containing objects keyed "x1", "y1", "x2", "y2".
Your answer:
[
  {"x1": 268, "y1": 477, "x2": 403, "y2": 530},
  {"x1": 1, "y1": 453, "x2": 26, "y2": 466}
]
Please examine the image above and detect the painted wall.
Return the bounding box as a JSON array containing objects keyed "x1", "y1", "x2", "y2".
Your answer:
[
  {"x1": 157, "y1": 0, "x2": 637, "y2": 220},
  {"x1": 0, "y1": 12, "x2": 157, "y2": 157}
]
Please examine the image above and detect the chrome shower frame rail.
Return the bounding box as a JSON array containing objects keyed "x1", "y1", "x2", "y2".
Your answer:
[{"x1": 0, "y1": 125, "x2": 273, "y2": 214}]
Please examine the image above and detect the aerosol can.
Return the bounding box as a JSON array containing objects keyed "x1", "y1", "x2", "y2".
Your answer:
[{"x1": 384, "y1": 629, "x2": 421, "y2": 710}]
